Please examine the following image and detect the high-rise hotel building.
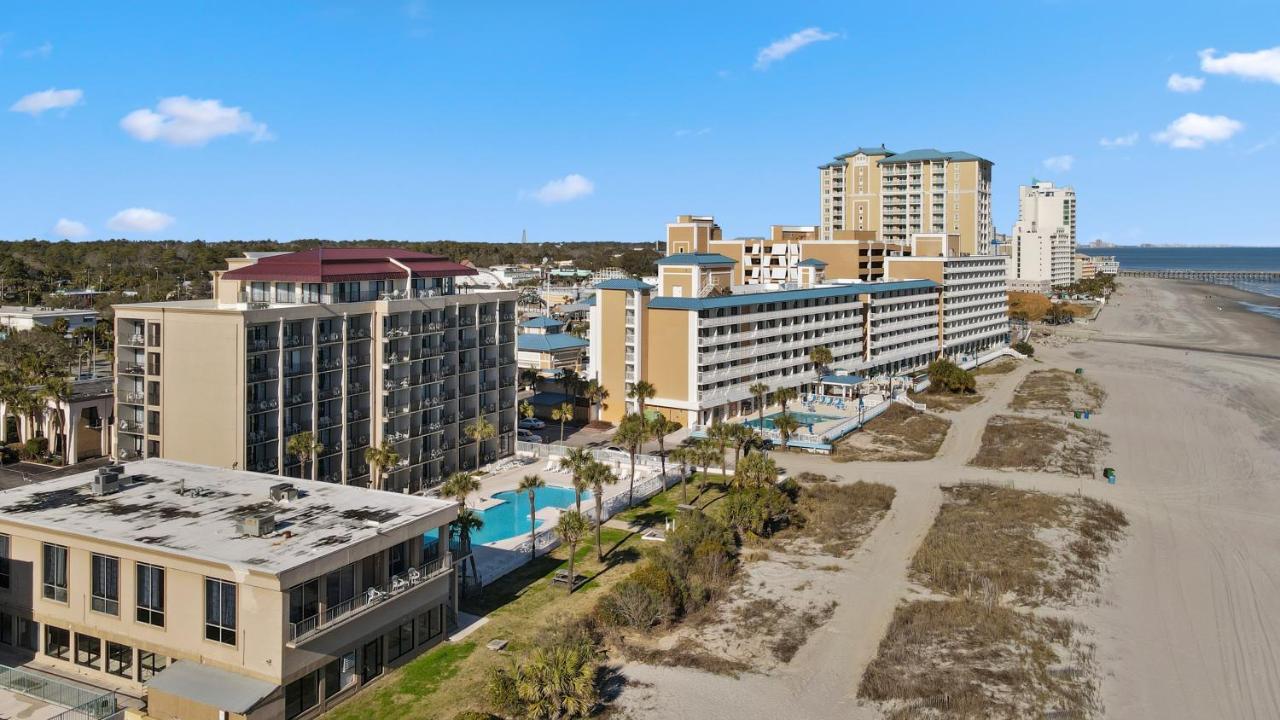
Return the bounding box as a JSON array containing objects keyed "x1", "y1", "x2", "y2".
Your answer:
[
  {"x1": 1010, "y1": 181, "x2": 1078, "y2": 290},
  {"x1": 819, "y1": 147, "x2": 994, "y2": 255},
  {"x1": 112, "y1": 249, "x2": 519, "y2": 494}
]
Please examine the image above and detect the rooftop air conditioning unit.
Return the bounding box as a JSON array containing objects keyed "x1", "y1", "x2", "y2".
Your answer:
[
  {"x1": 236, "y1": 511, "x2": 276, "y2": 537},
  {"x1": 91, "y1": 468, "x2": 122, "y2": 496},
  {"x1": 269, "y1": 483, "x2": 299, "y2": 503}
]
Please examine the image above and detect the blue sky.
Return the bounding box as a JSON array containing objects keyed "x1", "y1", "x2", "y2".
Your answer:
[{"x1": 3, "y1": 1, "x2": 1279, "y2": 246}]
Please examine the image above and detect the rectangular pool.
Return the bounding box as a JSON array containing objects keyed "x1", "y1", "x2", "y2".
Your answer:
[
  {"x1": 743, "y1": 411, "x2": 840, "y2": 430},
  {"x1": 468, "y1": 485, "x2": 591, "y2": 545}
]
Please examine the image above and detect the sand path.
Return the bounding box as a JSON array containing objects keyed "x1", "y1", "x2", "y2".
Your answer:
[{"x1": 618, "y1": 278, "x2": 1280, "y2": 719}]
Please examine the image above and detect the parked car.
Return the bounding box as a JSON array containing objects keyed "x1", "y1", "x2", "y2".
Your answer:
[
  {"x1": 516, "y1": 429, "x2": 543, "y2": 443},
  {"x1": 603, "y1": 445, "x2": 625, "y2": 454},
  {"x1": 518, "y1": 418, "x2": 546, "y2": 430}
]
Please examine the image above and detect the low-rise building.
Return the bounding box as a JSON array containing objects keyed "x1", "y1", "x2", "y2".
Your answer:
[
  {"x1": 0, "y1": 458, "x2": 457, "y2": 720},
  {"x1": 515, "y1": 317, "x2": 588, "y2": 372},
  {"x1": 0, "y1": 306, "x2": 99, "y2": 334}
]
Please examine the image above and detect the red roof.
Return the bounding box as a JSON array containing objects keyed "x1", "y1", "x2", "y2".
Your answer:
[{"x1": 220, "y1": 248, "x2": 478, "y2": 283}]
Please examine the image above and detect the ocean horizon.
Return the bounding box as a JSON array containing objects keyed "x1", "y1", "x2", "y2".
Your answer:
[{"x1": 1078, "y1": 246, "x2": 1280, "y2": 316}]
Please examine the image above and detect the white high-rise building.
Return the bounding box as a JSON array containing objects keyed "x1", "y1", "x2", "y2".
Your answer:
[{"x1": 1010, "y1": 181, "x2": 1077, "y2": 291}]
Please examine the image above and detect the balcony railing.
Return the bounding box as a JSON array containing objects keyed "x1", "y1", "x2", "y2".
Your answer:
[{"x1": 288, "y1": 553, "x2": 452, "y2": 643}]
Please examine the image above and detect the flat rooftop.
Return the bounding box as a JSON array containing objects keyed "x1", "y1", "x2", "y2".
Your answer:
[
  {"x1": 0, "y1": 459, "x2": 456, "y2": 575},
  {"x1": 0, "y1": 306, "x2": 100, "y2": 318}
]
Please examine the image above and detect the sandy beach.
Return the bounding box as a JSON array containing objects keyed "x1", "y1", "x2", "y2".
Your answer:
[{"x1": 616, "y1": 276, "x2": 1280, "y2": 719}]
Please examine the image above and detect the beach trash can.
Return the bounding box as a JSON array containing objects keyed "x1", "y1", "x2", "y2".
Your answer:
[
  {"x1": 1075, "y1": 368, "x2": 1084, "y2": 375},
  {"x1": 1083, "y1": 410, "x2": 1091, "y2": 419},
  {"x1": 1074, "y1": 410, "x2": 1082, "y2": 419}
]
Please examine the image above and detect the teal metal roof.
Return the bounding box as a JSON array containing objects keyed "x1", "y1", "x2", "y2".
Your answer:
[
  {"x1": 821, "y1": 373, "x2": 866, "y2": 385},
  {"x1": 647, "y1": 279, "x2": 937, "y2": 311},
  {"x1": 877, "y1": 149, "x2": 991, "y2": 165},
  {"x1": 797, "y1": 258, "x2": 828, "y2": 267},
  {"x1": 517, "y1": 333, "x2": 588, "y2": 353},
  {"x1": 835, "y1": 146, "x2": 895, "y2": 159},
  {"x1": 594, "y1": 279, "x2": 653, "y2": 291},
  {"x1": 519, "y1": 316, "x2": 563, "y2": 329},
  {"x1": 656, "y1": 252, "x2": 737, "y2": 266}
]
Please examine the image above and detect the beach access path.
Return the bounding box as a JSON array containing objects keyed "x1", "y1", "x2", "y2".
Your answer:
[{"x1": 617, "y1": 277, "x2": 1280, "y2": 719}]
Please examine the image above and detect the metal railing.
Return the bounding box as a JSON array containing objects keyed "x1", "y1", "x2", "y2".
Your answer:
[
  {"x1": 0, "y1": 664, "x2": 116, "y2": 720},
  {"x1": 288, "y1": 553, "x2": 451, "y2": 642}
]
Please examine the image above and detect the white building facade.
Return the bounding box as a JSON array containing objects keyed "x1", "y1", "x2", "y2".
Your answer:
[{"x1": 1010, "y1": 181, "x2": 1078, "y2": 290}]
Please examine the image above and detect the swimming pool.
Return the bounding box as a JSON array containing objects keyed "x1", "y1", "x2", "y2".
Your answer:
[
  {"x1": 468, "y1": 485, "x2": 591, "y2": 545},
  {"x1": 743, "y1": 411, "x2": 840, "y2": 430}
]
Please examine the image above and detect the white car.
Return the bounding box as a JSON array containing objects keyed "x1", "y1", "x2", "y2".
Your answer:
[
  {"x1": 518, "y1": 418, "x2": 546, "y2": 430},
  {"x1": 517, "y1": 429, "x2": 543, "y2": 443}
]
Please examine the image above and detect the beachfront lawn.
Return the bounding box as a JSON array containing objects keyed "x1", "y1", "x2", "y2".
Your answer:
[
  {"x1": 614, "y1": 471, "x2": 730, "y2": 527},
  {"x1": 324, "y1": 526, "x2": 646, "y2": 720}
]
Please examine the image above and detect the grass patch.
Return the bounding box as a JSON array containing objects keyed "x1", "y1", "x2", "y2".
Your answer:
[
  {"x1": 973, "y1": 358, "x2": 1020, "y2": 376},
  {"x1": 326, "y1": 643, "x2": 477, "y2": 720},
  {"x1": 912, "y1": 390, "x2": 983, "y2": 412},
  {"x1": 859, "y1": 599, "x2": 1098, "y2": 720},
  {"x1": 911, "y1": 484, "x2": 1127, "y2": 605},
  {"x1": 611, "y1": 637, "x2": 752, "y2": 677},
  {"x1": 1011, "y1": 369, "x2": 1107, "y2": 413},
  {"x1": 832, "y1": 404, "x2": 950, "y2": 462},
  {"x1": 776, "y1": 481, "x2": 896, "y2": 557},
  {"x1": 614, "y1": 472, "x2": 728, "y2": 528},
  {"x1": 970, "y1": 415, "x2": 1109, "y2": 477}
]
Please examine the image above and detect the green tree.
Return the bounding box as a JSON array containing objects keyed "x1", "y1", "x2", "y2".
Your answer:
[
  {"x1": 516, "y1": 474, "x2": 546, "y2": 561},
  {"x1": 464, "y1": 416, "x2": 497, "y2": 471},
  {"x1": 554, "y1": 510, "x2": 591, "y2": 596},
  {"x1": 627, "y1": 379, "x2": 655, "y2": 417},
  {"x1": 363, "y1": 440, "x2": 400, "y2": 491},
  {"x1": 558, "y1": 446, "x2": 594, "y2": 513},
  {"x1": 286, "y1": 431, "x2": 324, "y2": 481},
  {"x1": 706, "y1": 420, "x2": 731, "y2": 480},
  {"x1": 584, "y1": 460, "x2": 620, "y2": 561},
  {"x1": 749, "y1": 382, "x2": 771, "y2": 430},
  {"x1": 583, "y1": 379, "x2": 609, "y2": 423},
  {"x1": 647, "y1": 414, "x2": 681, "y2": 479},
  {"x1": 809, "y1": 345, "x2": 833, "y2": 379},
  {"x1": 927, "y1": 358, "x2": 976, "y2": 394},
  {"x1": 733, "y1": 451, "x2": 779, "y2": 490},
  {"x1": 772, "y1": 413, "x2": 801, "y2": 452},
  {"x1": 442, "y1": 471, "x2": 483, "y2": 587},
  {"x1": 519, "y1": 368, "x2": 541, "y2": 391},
  {"x1": 613, "y1": 414, "x2": 650, "y2": 506},
  {"x1": 486, "y1": 632, "x2": 599, "y2": 719},
  {"x1": 668, "y1": 445, "x2": 693, "y2": 504},
  {"x1": 519, "y1": 399, "x2": 535, "y2": 423},
  {"x1": 551, "y1": 402, "x2": 574, "y2": 442},
  {"x1": 775, "y1": 386, "x2": 798, "y2": 416}
]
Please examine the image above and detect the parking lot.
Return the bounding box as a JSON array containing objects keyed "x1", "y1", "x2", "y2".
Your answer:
[{"x1": 0, "y1": 457, "x2": 110, "y2": 491}]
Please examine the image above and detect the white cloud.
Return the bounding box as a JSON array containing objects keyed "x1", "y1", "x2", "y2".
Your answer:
[
  {"x1": 120, "y1": 96, "x2": 272, "y2": 146},
  {"x1": 53, "y1": 218, "x2": 88, "y2": 239},
  {"x1": 1043, "y1": 154, "x2": 1075, "y2": 172},
  {"x1": 1099, "y1": 132, "x2": 1139, "y2": 148},
  {"x1": 754, "y1": 27, "x2": 838, "y2": 70},
  {"x1": 10, "y1": 88, "x2": 83, "y2": 115},
  {"x1": 675, "y1": 127, "x2": 711, "y2": 137},
  {"x1": 1152, "y1": 113, "x2": 1243, "y2": 149},
  {"x1": 1166, "y1": 73, "x2": 1204, "y2": 92},
  {"x1": 20, "y1": 41, "x2": 52, "y2": 59},
  {"x1": 107, "y1": 208, "x2": 175, "y2": 234},
  {"x1": 1199, "y1": 46, "x2": 1280, "y2": 84},
  {"x1": 529, "y1": 174, "x2": 594, "y2": 204}
]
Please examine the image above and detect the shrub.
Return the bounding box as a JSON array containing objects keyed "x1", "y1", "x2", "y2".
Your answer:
[
  {"x1": 720, "y1": 486, "x2": 795, "y2": 539},
  {"x1": 485, "y1": 631, "x2": 600, "y2": 719},
  {"x1": 596, "y1": 576, "x2": 666, "y2": 629},
  {"x1": 927, "y1": 359, "x2": 976, "y2": 394},
  {"x1": 453, "y1": 712, "x2": 499, "y2": 720},
  {"x1": 20, "y1": 437, "x2": 47, "y2": 460},
  {"x1": 1013, "y1": 340, "x2": 1034, "y2": 357}
]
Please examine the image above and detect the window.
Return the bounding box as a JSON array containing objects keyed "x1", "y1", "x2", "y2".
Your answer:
[
  {"x1": 324, "y1": 651, "x2": 357, "y2": 699},
  {"x1": 284, "y1": 669, "x2": 321, "y2": 720},
  {"x1": 91, "y1": 554, "x2": 119, "y2": 615},
  {"x1": 75, "y1": 633, "x2": 102, "y2": 669},
  {"x1": 388, "y1": 541, "x2": 408, "y2": 577},
  {"x1": 275, "y1": 283, "x2": 296, "y2": 304},
  {"x1": 205, "y1": 578, "x2": 237, "y2": 645},
  {"x1": 146, "y1": 322, "x2": 161, "y2": 347},
  {"x1": 0, "y1": 612, "x2": 11, "y2": 645},
  {"x1": 138, "y1": 650, "x2": 167, "y2": 682},
  {"x1": 16, "y1": 618, "x2": 37, "y2": 651},
  {"x1": 0, "y1": 534, "x2": 8, "y2": 589},
  {"x1": 136, "y1": 563, "x2": 165, "y2": 626},
  {"x1": 44, "y1": 625, "x2": 70, "y2": 660},
  {"x1": 250, "y1": 282, "x2": 270, "y2": 303},
  {"x1": 417, "y1": 604, "x2": 444, "y2": 645},
  {"x1": 147, "y1": 410, "x2": 160, "y2": 436},
  {"x1": 360, "y1": 639, "x2": 382, "y2": 683},
  {"x1": 106, "y1": 642, "x2": 133, "y2": 678},
  {"x1": 147, "y1": 381, "x2": 161, "y2": 406},
  {"x1": 326, "y1": 565, "x2": 355, "y2": 611},
  {"x1": 303, "y1": 283, "x2": 322, "y2": 303},
  {"x1": 42, "y1": 543, "x2": 68, "y2": 602},
  {"x1": 387, "y1": 619, "x2": 413, "y2": 661},
  {"x1": 289, "y1": 579, "x2": 319, "y2": 628}
]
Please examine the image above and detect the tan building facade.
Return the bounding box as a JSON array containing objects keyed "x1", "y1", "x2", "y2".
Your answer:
[
  {"x1": 112, "y1": 249, "x2": 519, "y2": 494},
  {"x1": 0, "y1": 459, "x2": 457, "y2": 720}
]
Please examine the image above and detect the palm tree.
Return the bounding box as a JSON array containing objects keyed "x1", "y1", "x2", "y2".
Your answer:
[
  {"x1": 691, "y1": 439, "x2": 719, "y2": 496},
  {"x1": 809, "y1": 345, "x2": 833, "y2": 380},
  {"x1": 442, "y1": 471, "x2": 483, "y2": 586},
  {"x1": 519, "y1": 368, "x2": 541, "y2": 391},
  {"x1": 451, "y1": 507, "x2": 485, "y2": 593},
  {"x1": 584, "y1": 461, "x2": 620, "y2": 561},
  {"x1": 708, "y1": 420, "x2": 735, "y2": 480},
  {"x1": 729, "y1": 423, "x2": 755, "y2": 467},
  {"x1": 560, "y1": 368, "x2": 583, "y2": 402},
  {"x1": 583, "y1": 379, "x2": 609, "y2": 423},
  {"x1": 614, "y1": 414, "x2": 649, "y2": 507},
  {"x1": 519, "y1": 399, "x2": 535, "y2": 423},
  {"x1": 647, "y1": 415, "x2": 681, "y2": 478},
  {"x1": 749, "y1": 382, "x2": 770, "y2": 429},
  {"x1": 669, "y1": 446, "x2": 692, "y2": 504},
  {"x1": 627, "y1": 380, "x2": 655, "y2": 417},
  {"x1": 498, "y1": 638, "x2": 599, "y2": 718},
  {"x1": 516, "y1": 474, "x2": 546, "y2": 561},
  {"x1": 364, "y1": 440, "x2": 400, "y2": 491},
  {"x1": 734, "y1": 451, "x2": 779, "y2": 489},
  {"x1": 286, "y1": 431, "x2": 324, "y2": 481},
  {"x1": 464, "y1": 416, "x2": 497, "y2": 471},
  {"x1": 554, "y1": 510, "x2": 590, "y2": 595},
  {"x1": 441, "y1": 470, "x2": 480, "y2": 505},
  {"x1": 775, "y1": 386, "x2": 798, "y2": 416},
  {"x1": 40, "y1": 376, "x2": 72, "y2": 463},
  {"x1": 551, "y1": 402, "x2": 574, "y2": 442},
  {"x1": 773, "y1": 413, "x2": 801, "y2": 452},
  {"x1": 558, "y1": 446, "x2": 594, "y2": 513}
]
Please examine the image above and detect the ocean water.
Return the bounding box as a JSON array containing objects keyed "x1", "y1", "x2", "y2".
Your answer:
[{"x1": 1078, "y1": 248, "x2": 1280, "y2": 313}]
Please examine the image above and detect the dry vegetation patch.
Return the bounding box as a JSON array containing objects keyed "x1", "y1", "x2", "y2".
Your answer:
[
  {"x1": 1012, "y1": 369, "x2": 1107, "y2": 413},
  {"x1": 859, "y1": 484, "x2": 1126, "y2": 719},
  {"x1": 832, "y1": 404, "x2": 951, "y2": 462},
  {"x1": 971, "y1": 415, "x2": 1109, "y2": 477},
  {"x1": 776, "y1": 480, "x2": 897, "y2": 557},
  {"x1": 860, "y1": 599, "x2": 1099, "y2": 720},
  {"x1": 974, "y1": 357, "x2": 1020, "y2": 376},
  {"x1": 911, "y1": 484, "x2": 1128, "y2": 605}
]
